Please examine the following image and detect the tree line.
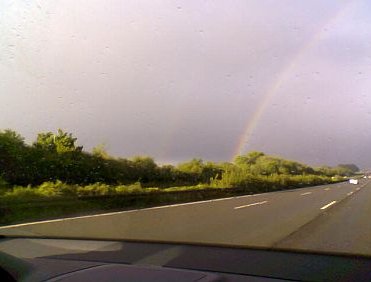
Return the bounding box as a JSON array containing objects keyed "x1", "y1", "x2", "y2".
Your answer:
[{"x1": 0, "y1": 129, "x2": 359, "y2": 189}]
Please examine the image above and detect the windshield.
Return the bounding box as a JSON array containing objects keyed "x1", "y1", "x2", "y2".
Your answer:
[{"x1": 0, "y1": 0, "x2": 370, "y2": 257}]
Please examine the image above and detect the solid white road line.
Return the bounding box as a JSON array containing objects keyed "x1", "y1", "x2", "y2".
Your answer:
[
  {"x1": 320, "y1": 201, "x2": 337, "y2": 210},
  {"x1": 356, "y1": 187, "x2": 361, "y2": 191},
  {"x1": 0, "y1": 194, "x2": 261, "y2": 229},
  {"x1": 234, "y1": 201, "x2": 268, "y2": 210},
  {"x1": 301, "y1": 192, "x2": 312, "y2": 196},
  {"x1": 347, "y1": 192, "x2": 354, "y2": 196}
]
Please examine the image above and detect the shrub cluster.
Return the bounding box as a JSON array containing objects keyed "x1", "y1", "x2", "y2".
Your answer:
[
  {"x1": 0, "y1": 129, "x2": 355, "y2": 199},
  {"x1": 1, "y1": 181, "x2": 147, "y2": 200}
]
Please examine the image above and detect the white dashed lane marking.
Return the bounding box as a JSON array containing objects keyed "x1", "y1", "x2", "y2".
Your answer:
[
  {"x1": 320, "y1": 201, "x2": 337, "y2": 210},
  {"x1": 234, "y1": 201, "x2": 268, "y2": 210}
]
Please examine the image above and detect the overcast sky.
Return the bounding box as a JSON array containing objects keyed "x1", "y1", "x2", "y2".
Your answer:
[{"x1": 1, "y1": 0, "x2": 371, "y2": 168}]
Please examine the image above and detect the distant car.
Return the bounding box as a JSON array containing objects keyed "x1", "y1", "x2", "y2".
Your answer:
[{"x1": 349, "y1": 179, "x2": 358, "y2": 185}]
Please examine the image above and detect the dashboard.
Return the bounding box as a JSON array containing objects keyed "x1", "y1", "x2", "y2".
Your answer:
[{"x1": 0, "y1": 236, "x2": 370, "y2": 281}]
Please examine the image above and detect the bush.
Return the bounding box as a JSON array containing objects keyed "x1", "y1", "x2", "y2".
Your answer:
[
  {"x1": 210, "y1": 167, "x2": 331, "y2": 192},
  {"x1": 76, "y1": 183, "x2": 113, "y2": 196},
  {"x1": 3, "y1": 185, "x2": 46, "y2": 200},
  {"x1": 0, "y1": 177, "x2": 9, "y2": 196},
  {"x1": 37, "y1": 180, "x2": 77, "y2": 196},
  {"x1": 114, "y1": 182, "x2": 143, "y2": 194}
]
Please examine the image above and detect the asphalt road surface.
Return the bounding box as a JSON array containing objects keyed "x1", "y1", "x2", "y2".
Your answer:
[{"x1": 1, "y1": 180, "x2": 370, "y2": 255}]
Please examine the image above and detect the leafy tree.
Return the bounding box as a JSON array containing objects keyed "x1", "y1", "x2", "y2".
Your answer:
[
  {"x1": 315, "y1": 166, "x2": 337, "y2": 177},
  {"x1": 176, "y1": 159, "x2": 222, "y2": 183},
  {"x1": 177, "y1": 159, "x2": 204, "y2": 174},
  {"x1": 254, "y1": 156, "x2": 279, "y2": 175},
  {"x1": 234, "y1": 151, "x2": 265, "y2": 166},
  {"x1": 0, "y1": 129, "x2": 28, "y2": 184},
  {"x1": 34, "y1": 129, "x2": 82, "y2": 153},
  {"x1": 0, "y1": 129, "x2": 25, "y2": 148},
  {"x1": 131, "y1": 156, "x2": 158, "y2": 182},
  {"x1": 132, "y1": 156, "x2": 157, "y2": 171},
  {"x1": 34, "y1": 132, "x2": 55, "y2": 151},
  {"x1": 92, "y1": 143, "x2": 110, "y2": 159},
  {"x1": 338, "y1": 164, "x2": 359, "y2": 174}
]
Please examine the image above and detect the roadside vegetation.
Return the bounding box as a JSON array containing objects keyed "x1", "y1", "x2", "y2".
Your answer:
[{"x1": 0, "y1": 129, "x2": 359, "y2": 224}]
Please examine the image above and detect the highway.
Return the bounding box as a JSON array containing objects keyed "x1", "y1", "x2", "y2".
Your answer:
[{"x1": 1, "y1": 180, "x2": 370, "y2": 255}]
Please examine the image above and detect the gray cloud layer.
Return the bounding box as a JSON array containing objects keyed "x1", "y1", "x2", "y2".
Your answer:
[{"x1": 1, "y1": 0, "x2": 370, "y2": 167}]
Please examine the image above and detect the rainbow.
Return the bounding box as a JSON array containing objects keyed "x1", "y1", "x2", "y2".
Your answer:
[{"x1": 231, "y1": 3, "x2": 353, "y2": 160}]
